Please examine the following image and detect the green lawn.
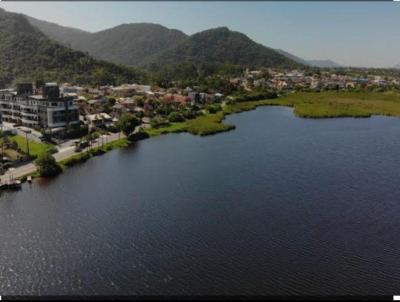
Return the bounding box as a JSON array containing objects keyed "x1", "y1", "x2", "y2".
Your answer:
[{"x1": 9, "y1": 135, "x2": 56, "y2": 158}]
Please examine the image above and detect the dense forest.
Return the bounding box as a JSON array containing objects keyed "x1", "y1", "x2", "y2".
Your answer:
[
  {"x1": 0, "y1": 8, "x2": 147, "y2": 88},
  {"x1": 28, "y1": 16, "x2": 303, "y2": 71},
  {"x1": 145, "y1": 27, "x2": 302, "y2": 70}
]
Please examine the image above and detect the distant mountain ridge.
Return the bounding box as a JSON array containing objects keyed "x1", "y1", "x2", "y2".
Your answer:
[
  {"x1": 26, "y1": 16, "x2": 91, "y2": 48},
  {"x1": 26, "y1": 16, "x2": 303, "y2": 70},
  {"x1": 275, "y1": 49, "x2": 341, "y2": 68},
  {"x1": 307, "y1": 59, "x2": 341, "y2": 68},
  {"x1": 275, "y1": 49, "x2": 309, "y2": 65}
]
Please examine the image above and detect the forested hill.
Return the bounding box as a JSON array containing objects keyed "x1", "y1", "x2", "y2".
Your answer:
[
  {"x1": 28, "y1": 15, "x2": 303, "y2": 70},
  {"x1": 0, "y1": 8, "x2": 147, "y2": 87},
  {"x1": 132, "y1": 27, "x2": 302, "y2": 70},
  {"x1": 26, "y1": 15, "x2": 91, "y2": 50},
  {"x1": 27, "y1": 17, "x2": 188, "y2": 68}
]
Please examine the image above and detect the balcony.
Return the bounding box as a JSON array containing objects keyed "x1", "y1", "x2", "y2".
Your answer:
[
  {"x1": 21, "y1": 111, "x2": 38, "y2": 117},
  {"x1": 21, "y1": 118, "x2": 39, "y2": 125},
  {"x1": 20, "y1": 104, "x2": 37, "y2": 110}
]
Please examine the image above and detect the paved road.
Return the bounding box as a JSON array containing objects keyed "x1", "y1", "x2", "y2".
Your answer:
[
  {"x1": 0, "y1": 131, "x2": 125, "y2": 183},
  {"x1": 2, "y1": 122, "x2": 44, "y2": 142}
]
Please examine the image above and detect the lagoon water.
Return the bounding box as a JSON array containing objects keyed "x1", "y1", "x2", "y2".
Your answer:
[{"x1": 2, "y1": 106, "x2": 400, "y2": 296}]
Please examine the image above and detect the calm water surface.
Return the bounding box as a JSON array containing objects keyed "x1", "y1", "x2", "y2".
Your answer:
[{"x1": 1, "y1": 106, "x2": 400, "y2": 296}]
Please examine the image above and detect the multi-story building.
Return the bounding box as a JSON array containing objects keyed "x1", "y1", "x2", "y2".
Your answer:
[{"x1": 0, "y1": 82, "x2": 80, "y2": 130}]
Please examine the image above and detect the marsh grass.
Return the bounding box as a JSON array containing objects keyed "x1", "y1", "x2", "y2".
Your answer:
[{"x1": 278, "y1": 91, "x2": 400, "y2": 118}]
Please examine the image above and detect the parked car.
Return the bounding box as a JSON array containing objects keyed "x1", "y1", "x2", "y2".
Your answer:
[{"x1": 74, "y1": 140, "x2": 89, "y2": 152}]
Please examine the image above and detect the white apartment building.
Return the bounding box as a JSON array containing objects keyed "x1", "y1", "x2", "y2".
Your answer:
[{"x1": 0, "y1": 83, "x2": 80, "y2": 130}]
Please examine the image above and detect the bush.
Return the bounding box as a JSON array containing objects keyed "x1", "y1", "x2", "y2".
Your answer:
[
  {"x1": 116, "y1": 113, "x2": 141, "y2": 136},
  {"x1": 206, "y1": 104, "x2": 222, "y2": 114},
  {"x1": 106, "y1": 125, "x2": 119, "y2": 133},
  {"x1": 63, "y1": 153, "x2": 91, "y2": 167},
  {"x1": 168, "y1": 112, "x2": 185, "y2": 122},
  {"x1": 89, "y1": 148, "x2": 106, "y2": 156},
  {"x1": 35, "y1": 152, "x2": 62, "y2": 177},
  {"x1": 233, "y1": 90, "x2": 278, "y2": 102},
  {"x1": 151, "y1": 116, "x2": 170, "y2": 129},
  {"x1": 130, "y1": 130, "x2": 150, "y2": 141}
]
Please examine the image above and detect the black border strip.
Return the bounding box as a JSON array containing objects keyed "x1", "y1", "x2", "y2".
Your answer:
[
  {"x1": 0, "y1": 0, "x2": 397, "y2": 2},
  {"x1": 0, "y1": 296, "x2": 395, "y2": 301}
]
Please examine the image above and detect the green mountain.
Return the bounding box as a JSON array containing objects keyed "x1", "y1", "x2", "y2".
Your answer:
[
  {"x1": 28, "y1": 16, "x2": 303, "y2": 70},
  {"x1": 27, "y1": 17, "x2": 188, "y2": 68},
  {"x1": 0, "y1": 8, "x2": 147, "y2": 87},
  {"x1": 144, "y1": 27, "x2": 302, "y2": 70},
  {"x1": 26, "y1": 15, "x2": 91, "y2": 49}
]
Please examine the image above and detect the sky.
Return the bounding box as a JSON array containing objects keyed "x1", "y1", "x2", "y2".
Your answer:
[{"x1": 1, "y1": 1, "x2": 400, "y2": 68}]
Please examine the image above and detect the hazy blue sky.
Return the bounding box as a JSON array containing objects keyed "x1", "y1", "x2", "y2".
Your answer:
[{"x1": 1, "y1": 1, "x2": 400, "y2": 68}]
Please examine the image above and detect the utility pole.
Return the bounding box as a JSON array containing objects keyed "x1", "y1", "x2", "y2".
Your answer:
[
  {"x1": 25, "y1": 130, "x2": 31, "y2": 159},
  {"x1": 0, "y1": 123, "x2": 4, "y2": 176},
  {"x1": 1, "y1": 135, "x2": 4, "y2": 159}
]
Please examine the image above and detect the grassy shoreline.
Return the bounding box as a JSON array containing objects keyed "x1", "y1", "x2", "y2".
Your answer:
[
  {"x1": 59, "y1": 137, "x2": 130, "y2": 168},
  {"x1": 17, "y1": 137, "x2": 131, "y2": 182},
  {"x1": 145, "y1": 99, "x2": 280, "y2": 137},
  {"x1": 16, "y1": 91, "x2": 400, "y2": 181},
  {"x1": 145, "y1": 91, "x2": 400, "y2": 137},
  {"x1": 20, "y1": 99, "x2": 280, "y2": 181}
]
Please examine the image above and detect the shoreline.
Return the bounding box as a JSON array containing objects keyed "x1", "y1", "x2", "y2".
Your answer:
[
  {"x1": 7, "y1": 91, "x2": 400, "y2": 186},
  {"x1": 5, "y1": 99, "x2": 277, "y2": 185}
]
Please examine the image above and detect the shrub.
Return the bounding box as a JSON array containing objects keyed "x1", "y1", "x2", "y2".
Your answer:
[
  {"x1": 150, "y1": 116, "x2": 170, "y2": 129},
  {"x1": 168, "y1": 112, "x2": 185, "y2": 122},
  {"x1": 116, "y1": 113, "x2": 141, "y2": 136},
  {"x1": 35, "y1": 152, "x2": 62, "y2": 177},
  {"x1": 63, "y1": 153, "x2": 91, "y2": 167},
  {"x1": 206, "y1": 104, "x2": 222, "y2": 114}
]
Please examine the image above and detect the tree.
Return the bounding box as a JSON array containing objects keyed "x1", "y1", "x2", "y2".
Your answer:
[
  {"x1": 151, "y1": 116, "x2": 169, "y2": 129},
  {"x1": 133, "y1": 96, "x2": 145, "y2": 107},
  {"x1": 168, "y1": 112, "x2": 185, "y2": 122},
  {"x1": 116, "y1": 113, "x2": 140, "y2": 137},
  {"x1": 206, "y1": 104, "x2": 222, "y2": 114},
  {"x1": 35, "y1": 152, "x2": 62, "y2": 177}
]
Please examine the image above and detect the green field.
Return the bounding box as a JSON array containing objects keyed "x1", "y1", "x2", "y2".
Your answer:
[{"x1": 9, "y1": 135, "x2": 57, "y2": 158}]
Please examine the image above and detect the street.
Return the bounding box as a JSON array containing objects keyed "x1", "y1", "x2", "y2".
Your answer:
[{"x1": 0, "y1": 131, "x2": 124, "y2": 183}]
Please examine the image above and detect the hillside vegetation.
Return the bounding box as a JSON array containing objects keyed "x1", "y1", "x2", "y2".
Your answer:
[
  {"x1": 27, "y1": 16, "x2": 303, "y2": 72},
  {"x1": 145, "y1": 27, "x2": 302, "y2": 70},
  {"x1": 0, "y1": 9, "x2": 147, "y2": 87}
]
